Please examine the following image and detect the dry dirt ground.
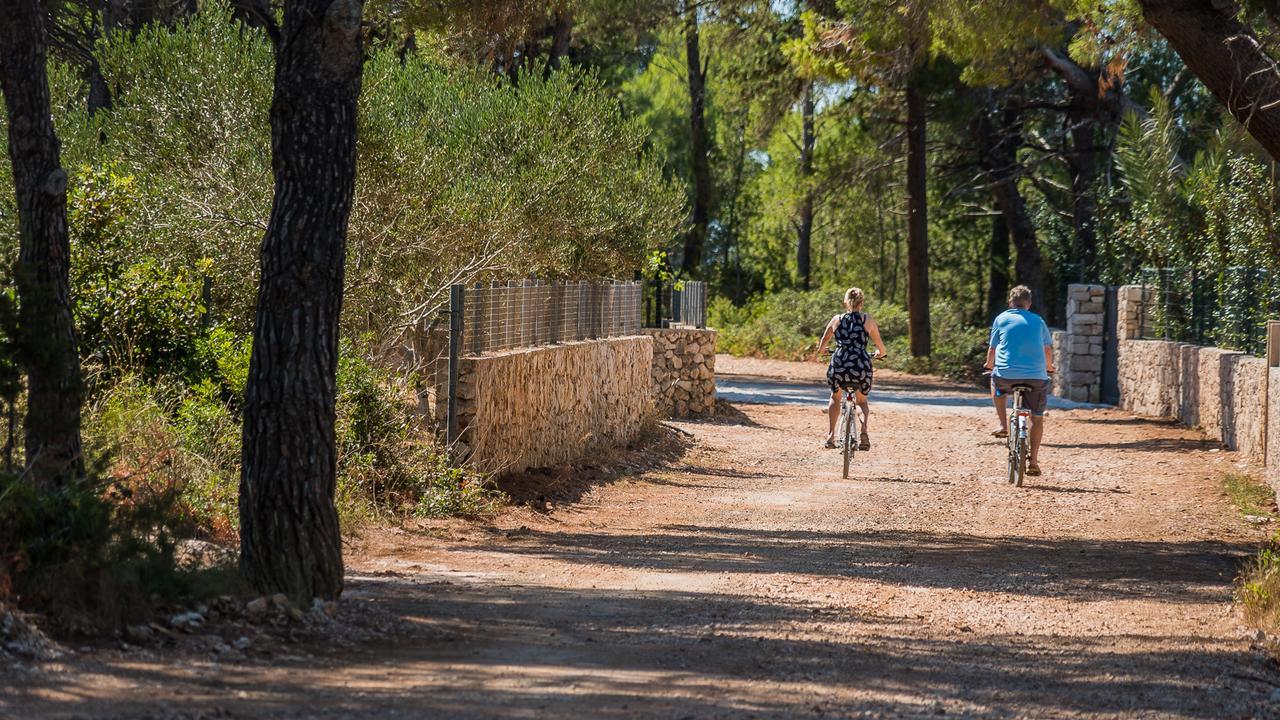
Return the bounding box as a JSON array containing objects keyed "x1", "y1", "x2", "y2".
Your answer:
[{"x1": 5, "y1": 356, "x2": 1280, "y2": 719}]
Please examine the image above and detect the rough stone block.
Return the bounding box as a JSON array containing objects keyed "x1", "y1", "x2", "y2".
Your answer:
[{"x1": 1073, "y1": 355, "x2": 1102, "y2": 373}]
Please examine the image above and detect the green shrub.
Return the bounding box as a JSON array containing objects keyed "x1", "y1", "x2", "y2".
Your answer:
[
  {"x1": 413, "y1": 456, "x2": 507, "y2": 519},
  {"x1": 1239, "y1": 536, "x2": 1280, "y2": 634},
  {"x1": 0, "y1": 467, "x2": 189, "y2": 631}
]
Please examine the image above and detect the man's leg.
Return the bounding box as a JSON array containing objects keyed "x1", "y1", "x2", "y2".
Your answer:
[
  {"x1": 1030, "y1": 415, "x2": 1045, "y2": 467},
  {"x1": 991, "y1": 382, "x2": 1008, "y2": 433}
]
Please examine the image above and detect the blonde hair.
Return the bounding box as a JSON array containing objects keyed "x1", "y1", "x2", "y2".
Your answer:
[
  {"x1": 1008, "y1": 285, "x2": 1033, "y2": 308},
  {"x1": 843, "y1": 287, "x2": 865, "y2": 311}
]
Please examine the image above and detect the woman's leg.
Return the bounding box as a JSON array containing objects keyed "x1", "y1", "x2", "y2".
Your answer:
[
  {"x1": 856, "y1": 391, "x2": 870, "y2": 434},
  {"x1": 827, "y1": 389, "x2": 840, "y2": 441}
]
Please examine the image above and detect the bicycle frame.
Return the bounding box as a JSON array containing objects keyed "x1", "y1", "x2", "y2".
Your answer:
[{"x1": 1007, "y1": 387, "x2": 1031, "y2": 487}]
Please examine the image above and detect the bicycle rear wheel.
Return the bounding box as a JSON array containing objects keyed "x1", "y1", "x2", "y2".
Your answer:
[
  {"x1": 1006, "y1": 436, "x2": 1018, "y2": 485},
  {"x1": 841, "y1": 402, "x2": 855, "y2": 479},
  {"x1": 1013, "y1": 439, "x2": 1027, "y2": 486}
]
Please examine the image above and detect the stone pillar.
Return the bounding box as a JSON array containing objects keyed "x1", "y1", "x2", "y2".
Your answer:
[
  {"x1": 1116, "y1": 284, "x2": 1151, "y2": 341},
  {"x1": 1063, "y1": 284, "x2": 1105, "y2": 402}
]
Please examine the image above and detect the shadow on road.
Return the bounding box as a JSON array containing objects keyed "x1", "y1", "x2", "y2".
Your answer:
[
  {"x1": 463, "y1": 525, "x2": 1250, "y2": 604},
  {"x1": 10, "y1": 575, "x2": 1271, "y2": 719}
]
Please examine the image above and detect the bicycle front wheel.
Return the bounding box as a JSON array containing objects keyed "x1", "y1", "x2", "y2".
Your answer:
[{"x1": 841, "y1": 403, "x2": 855, "y2": 479}]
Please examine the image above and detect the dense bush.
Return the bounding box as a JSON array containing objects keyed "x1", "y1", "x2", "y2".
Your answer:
[
  {"x1": 0, "y1": 7, "x2": 682, "y2": 336},
  {"x1": 710, "y1": 286, "x2": 987, "y2": 383}
]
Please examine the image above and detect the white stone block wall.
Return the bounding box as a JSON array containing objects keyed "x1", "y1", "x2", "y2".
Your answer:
[{"x1": 1057, "y1": 283, "x2": 1105, "y2": 402}]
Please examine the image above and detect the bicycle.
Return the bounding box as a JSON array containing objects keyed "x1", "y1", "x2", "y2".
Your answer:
[
  {"x1": 987, "y1": 371, "x2": 1050, "y2": 487},
  {"x1": 835, "y1": 387, "x2": 863, "y2": 479},
  {"x1": 825, "y1": 350, "x2": 882, "y2": 480}
]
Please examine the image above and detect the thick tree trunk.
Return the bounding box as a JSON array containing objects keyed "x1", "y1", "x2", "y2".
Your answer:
[
  {"x1": 972, "y1": 102, "x2": 1046, "y2": 316},
  {"x1": 987, "y1": 213, "x2": 1010, "y2": 321},
  {"x1": 0, "y1": 0, "x2": 84, "y2": 489},
  {"x1": 681, "y1": 4, "x2": 711, "y2": 278},
  {"x1": 905, "y1": 79, "x2": 931, "y2": 356},
  {"x1": 797, "y1": 82, "x2": 815, "y2": 291},
  {"x1": 1068, "y1": 120, "x2": 1099, "y2": 278},
  {"x1": 546, "y1": 8, "x2": 572, "y2": 73},
  {"x1": 239, "y1": 0, "x2": 364, "y2": 604},
  {"x1": 1141, "y1": 0, "x2": 1280, "y2": 162}
]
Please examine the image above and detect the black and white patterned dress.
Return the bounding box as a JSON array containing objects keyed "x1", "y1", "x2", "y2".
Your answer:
[{"x1": 827, "y1": 312, "x2": 873, "y2": 394}]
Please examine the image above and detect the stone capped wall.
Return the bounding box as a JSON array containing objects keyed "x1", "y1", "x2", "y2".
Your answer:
[
  {"x1": 1106, "y1": 286, "x2": 1273, "y2": 465},
  {"x1": 1179, "y1": 344, "x2": 1201, "y2": 429},
  {"x1": 1194, "y1": 347, "x2": 1243, "y2": 441},
  {"x1": 1268, "y1": 368, "x2": 1280, "y2": 491},
  {"x1": 455, "y1": 336, "x2": 654, "y2": 475},
  {"x1": 1226, "y1": 355, "x2": 1267, "y2": 462},
  {"x1": 1117, "y1": 339, "x2": 1183, "y2": 418},
  {"x1": 643, "y1": 328, "x2": 716, "y2": 417}
]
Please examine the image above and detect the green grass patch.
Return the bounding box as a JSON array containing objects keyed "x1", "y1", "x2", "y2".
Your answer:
[{"x1": 1223, "y1": 472, "x2": 1276, "y2": 518}]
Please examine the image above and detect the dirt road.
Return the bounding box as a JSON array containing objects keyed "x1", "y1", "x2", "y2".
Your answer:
[{"x1": 6, "y1": 357, "x2": 1280, "y2": 719}]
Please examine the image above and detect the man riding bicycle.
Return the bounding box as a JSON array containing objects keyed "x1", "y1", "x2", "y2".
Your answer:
[{"x1": 985, "y1": 285, "x2": 1055, "y2": 477}]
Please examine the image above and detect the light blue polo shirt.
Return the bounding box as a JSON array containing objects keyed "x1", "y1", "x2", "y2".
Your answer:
[{"x1": 989, "y1": 308, "x2": 1052, "y2": 380}]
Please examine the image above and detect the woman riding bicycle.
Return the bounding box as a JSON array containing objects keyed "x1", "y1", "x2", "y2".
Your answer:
[{"x1": 816, "y1": 287, "x2": 888, "y2": 450}]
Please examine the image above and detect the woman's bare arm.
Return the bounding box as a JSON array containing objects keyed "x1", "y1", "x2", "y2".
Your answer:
[
  {"x1": 865, "y1": 315, "x2": 888, "y2": 357},
  {"x1": 817, "y1": 315, "x2": 838, "y2": 361}
]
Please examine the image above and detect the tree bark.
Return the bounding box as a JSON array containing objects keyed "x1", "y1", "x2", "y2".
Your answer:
[
  {"x1": 681, "y1": 3, "x2": 711, "y2": 278},
  {"x1": 0, "y1": 0, "x2": 85, "y2": 489},
  {"x1": 796, "y1": 81, "x2": 815, "y2": 291},
  {"x1": 972, "y1": 101, "x2": 1045, "y2": 315},
  {"x1": 546, "y1": 8, "x2": 572, "y2": 74},
  {"x1": 1141, "y1": 0, "x2": 1280, "y2": 162},
  {"x1": 987, "y1": 213, "x2": 1010, "y2": 321},
  {"x1": 905, "y1": 78, "x2": 931, "y2": 356},
  {"x1": 239, "y1": 0, "x2": 364, "y2": 604},
  {"x1": 1068, "y1": 119, "x2": 1098, "y2": 278}
]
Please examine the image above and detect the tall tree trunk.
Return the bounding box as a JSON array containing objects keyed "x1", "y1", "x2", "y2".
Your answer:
[
  {"x1": 681, "y1": 3, "x2": 711, "y2": 278},
  {"x1": 987, "y1": 213, "x2": 1010, "y2": 320},
  {"x1": 545, "y1": 8, "x2": 572, "y2": 74},
  {"x1": 905, "y1": 78, "x2": 931, "y2": 356},
  {"x1": 239, "y1": 0, "x2": 364, "y2": 604},
  {"x1": 1141, "y1": 0, "x2": 1280, "y2": 162},
  {"x1": 1068, "y1": 120, "x2": 1098, "y2": 280},
  {"x1": 796, "y1": 81, "x2": 815, "y2": 291},
  {"x1": 0, "y1": 0, "x2": 84, "y2": 489},
  {"x1": 973, "y1": 102, "x2": 1046, "y2": 316}
]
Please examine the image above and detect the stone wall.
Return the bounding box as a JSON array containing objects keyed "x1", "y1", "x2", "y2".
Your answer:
[
  {"x1": 454, "y1": 336, "x2": 654, "y2": 475},
  {"x1": 643, "y1": 328, "x2": 717, "y2": 417},
  {"x1": 1051, "y1": 330, "x2": 1069, "y2": 398},
  {"x1": 1194, "y1": 348, "x2": 1239, "y2": 442},
  {"x1": 1268, "y1": 368, "x2": 1280, "y2": 491},
  {"x1": 1226, "y1": 355, "x2": 1267, "y2": 461},
  {"x1": 1117, "y1": 339, "x2": 1183, "y2": 418},
  {"x1": 1103, "y1": 286, "x2": 1273, "y2": 465}
]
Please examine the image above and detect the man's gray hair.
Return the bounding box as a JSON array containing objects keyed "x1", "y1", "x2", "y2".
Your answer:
[{"x1": 1008, "y1": 285, "x2": 1033, "y2": 307}]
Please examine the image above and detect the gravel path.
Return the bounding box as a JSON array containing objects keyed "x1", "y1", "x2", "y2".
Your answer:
[{"x1": 5, "y1": 356, "x2": 1279, "y2": 719}]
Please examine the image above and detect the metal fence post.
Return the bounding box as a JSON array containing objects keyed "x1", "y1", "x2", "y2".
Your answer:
[
  {"x1": 550, "y1": 281, "x2": 563, "y2": 344},
  {"x1": 446, "y1": 284, "x2": 465, "y2": 461}
]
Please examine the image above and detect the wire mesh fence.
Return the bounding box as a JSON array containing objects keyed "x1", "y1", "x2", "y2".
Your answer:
[
  {"x1": 1136, "y1": 267, "x2": 1280, "y2": 355},
  {"x1": 669, "y1": 281, "x2": 707, "y2": 329},
  {"x1": 642, "y1": 279, "x2": 708, "y2": 329},
  {"x1": 458, "y1": 279, "x2": 642, "y2": 356}
]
